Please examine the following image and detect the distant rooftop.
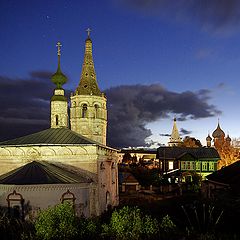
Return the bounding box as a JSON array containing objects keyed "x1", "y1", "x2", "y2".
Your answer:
[{"x1": 157, "y1": 146, "x2": 220, "y2": 159}]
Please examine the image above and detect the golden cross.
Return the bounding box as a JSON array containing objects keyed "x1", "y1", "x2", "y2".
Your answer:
[
  {"x1": 56, "y1": 41, "x2": 62, "y2": 56},
  {"x1": 86, "y1": 28, "x2": 91, "y2": 38}
]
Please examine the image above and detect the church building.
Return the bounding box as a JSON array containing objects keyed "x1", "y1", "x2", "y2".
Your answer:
[{"x1": 0, "y1": 31, "x2": 119, "y2": 219}]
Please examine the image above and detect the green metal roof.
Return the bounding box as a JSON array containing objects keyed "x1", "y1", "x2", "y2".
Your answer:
[
  {"x1": 0, "y1": 127, "x2": 97, "y2": 146},
  {"x1": 0, "y1": 161, "x2": 95, "y2": 185}
]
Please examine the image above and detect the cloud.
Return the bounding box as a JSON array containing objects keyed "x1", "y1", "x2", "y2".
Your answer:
[
  {"x1": 106, "y1": 84, "x2": 220, "y2": 148},
  {"x1": 119, "y1": 0, "x2": 240, "y2": 33},
  {"x1": 159, "y1": 133, "x2": 171, "y2": 137},
  {"x1": 180, "y1": 128, "x2": 192, "y2": 135},
  {"x1": 0, "y1": 76, "x2": 220, "y2": 148},
  {"x1": 0, "y1": 73, "x2": 71, "y2": 141}
]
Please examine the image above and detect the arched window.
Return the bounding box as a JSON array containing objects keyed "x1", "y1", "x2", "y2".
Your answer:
[
  {"x1": 7, "y1": 190, "x2": 24, "y2": 220},
  {"x1": 56, "y1": 115, "x2": 59, "y2": 126},
  {"x1": 111, "y1": 163, "x2": 115, "y2": 184},
  {"x1": 106, "y1": 191, "x2": 111, "y2": 210},
  {"x1": 94, "y1": 104, "x2": 100, "y2": 118},
  {"x1": 61, "y1": 190, "x2": 76, "y2": 205},
  {"x1": 82, "y1": 104, "x2": 87, "y2": 118}
]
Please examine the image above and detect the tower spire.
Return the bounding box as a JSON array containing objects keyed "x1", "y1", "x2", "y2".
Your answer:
[
  {"x1": 76, "y1": 29, "x2": 102, "y2": 96},
  {"x1": 168, "y1": 118, "x2": 182, "y2": 146}
]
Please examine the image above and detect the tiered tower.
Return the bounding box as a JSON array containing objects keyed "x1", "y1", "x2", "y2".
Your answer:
[
  {"x1": 50, "y1": 42, "x2": 68, "y2": 128},
  {"x1": 70, "y1": 29, "x2": 107, "y2": 145},
  {"x1": 168, "y1": 118, "x2": 182, "y2": 146}
]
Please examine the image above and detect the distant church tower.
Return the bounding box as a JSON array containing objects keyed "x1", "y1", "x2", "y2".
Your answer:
[
  {"x1": 70, "y1": 29, "x2": 107, "y2": 145},
  {"x1": 206, "y1": 133, "x2": 212, "y2": 147},
  {"x1": 168, "y1": 118, "x2": 182, "y2": 146},
  {"x1": 50, "y1": 42, "x2": 68, "y2": 128},
  {"x1": 212, "y1": 120, "x2": 225, "y2": 148}
]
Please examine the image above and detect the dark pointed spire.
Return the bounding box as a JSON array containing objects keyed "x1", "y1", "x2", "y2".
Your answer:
[
  {"x1": 76, "y1": 29, "x2": 102, "y2": 96},
  {"x1": 51, "y1": 42, "x2": 67, "y2": 89}
]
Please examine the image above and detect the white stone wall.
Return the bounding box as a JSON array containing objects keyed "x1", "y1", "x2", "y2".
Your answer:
[
  {"x1": 70, "y1": 94, "x2": 107, "y2": 145},
  {"x1": 0, "y1": 144, "x2": 119, "y2": 215},
  {"x1": 0, "y1": 183, "x2": 96, "y2": 218},
  {"x1": 51, "y1": 89, "x2": 68, "y2": 128}
]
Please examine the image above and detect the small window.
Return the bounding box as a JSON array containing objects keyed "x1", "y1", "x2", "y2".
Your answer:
[
  {"x1": 209, "y1": 162, "x2": 215, "y2": 171},
  {"x1": 187, "y1": 161, "x2": 191, "y2": 170},
  {"x1": 7, "y1": 190, "x2": 24, "y2": 220},
  {"x1": 202, "y1": 162, "x2": 208, "y2": 171},
  {"x1": 61, "y1": 190, "x2": 76, "y2": 205},
  {"x1": 181, "y1": 161, "x2": 186, "y2": 170},
  {"x1": 94, "y1": 104, "x2": 100, "y2": 118},
  {"x1": 56, "y1": 115, "x2": 59, "y2": 125},
  {"x1": 100, "y1": 162, "x2": 105, "y2": 170},
  {"x1": 196, "y1": 162, "x2": 201, "y2": 170},
  {"x1": 168, "y1": 161, "x2": 174, "y2": 170},
  {"x1": 111, "y1": 163, "x2": 115, "y2": 184},
  {"x1": 82, "y1": 104, "x2": 87, "y2": 118}
]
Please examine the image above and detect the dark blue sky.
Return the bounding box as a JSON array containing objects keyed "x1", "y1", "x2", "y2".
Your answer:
[{"x1": 1, "y1": 0, "x2": 240, "y2": 147}]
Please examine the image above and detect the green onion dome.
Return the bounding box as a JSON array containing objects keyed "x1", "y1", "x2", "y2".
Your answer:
[{"x1": 51, "y1": 63, "x2": 67, "y2": 89}]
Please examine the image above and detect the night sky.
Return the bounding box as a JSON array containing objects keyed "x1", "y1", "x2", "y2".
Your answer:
[{"x1": 1, "y1": 0, "x2": 240, "y2": 148}]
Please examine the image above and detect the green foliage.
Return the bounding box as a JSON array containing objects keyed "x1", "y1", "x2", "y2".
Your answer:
[
  {"x1": 76, "y1": 217, "x2": 100, "y2": 240},
  {"x1": 35, "y1": 202, "x2": 77, "y2": 240},
  {"x1": 103, "y1": 206, "x2": 159, "y2": 240},
  {"x1": 160, "y1": 215, "x2": 176, "y2": 233}
]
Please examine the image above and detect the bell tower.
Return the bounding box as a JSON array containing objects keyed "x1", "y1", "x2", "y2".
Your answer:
[
  {"x1": 50, "y1": 42, "x2": 68, "y2": 128},
  {"x1": 70, "y1": 29, "x2": 107, "y2": 145}
]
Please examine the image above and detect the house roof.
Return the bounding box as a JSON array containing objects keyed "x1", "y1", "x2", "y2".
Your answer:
[
  {"x1": 207, "y1": 160, "x2": 240, "y2": 186},
  {"x1": 120, "y1": 149, "x2": 157, "y2": 154},
  {"x1": 0, "y1": 127, "x2": 97, "y2": 146},
  {"x1": 0, "y1": 161, "x2": 95, "y2": 185},
  {"x1": 157, "y1": 147, "x2": 220, "y2": 160},
  {"x1": 119, "y1": 172, "x2": 139, "y2": 184}
]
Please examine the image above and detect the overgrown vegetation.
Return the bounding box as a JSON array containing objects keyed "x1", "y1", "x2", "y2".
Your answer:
[{"x1": 0, "y1": 198, "x2": 239, "y2": 240}]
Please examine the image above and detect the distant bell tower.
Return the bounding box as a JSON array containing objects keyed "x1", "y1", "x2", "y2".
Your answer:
[
  {"x1": 168, "y1": 118, "x2": 182, "y2": 146},
  {"x1": 70, "y1": 29, "x2": 107, "y2": 145},
  {"x1": 50, "y1": 42, "x2": 68, "y2": 128}
]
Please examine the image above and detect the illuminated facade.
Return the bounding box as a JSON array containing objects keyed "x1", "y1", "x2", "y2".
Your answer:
[
  {"x1": 70, "y1": 32, "x2": 107, "y2": 145},
  {"x1": 0, "y1": 32, "x2": 118, "y2": 218}
]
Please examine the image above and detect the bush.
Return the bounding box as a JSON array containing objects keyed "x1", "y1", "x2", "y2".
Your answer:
[
  {"x1": 102, "y1": 206, "x2": 159, "y2": 240},
  {"x1": 35, "y1": 202, "x2": 77, "y2": 240}
]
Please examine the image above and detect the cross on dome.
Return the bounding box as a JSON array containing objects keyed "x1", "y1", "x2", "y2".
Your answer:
[
  {"x1": 86, "y1": 28, "x2": 91, "y2": 38},
  {"x1": 56, "y1": 42, "x2": 62, "y2": 56}
]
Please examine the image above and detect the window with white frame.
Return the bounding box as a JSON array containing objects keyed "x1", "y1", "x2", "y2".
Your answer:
[{"x1": 168, "y1": 161, "x2": 174, "y2": 170}]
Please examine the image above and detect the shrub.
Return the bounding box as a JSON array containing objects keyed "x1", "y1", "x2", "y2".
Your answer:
[
  {"x1": 35, "y1": 202, "x2": 77, "y2": 240},
  {"x1": 102, "y1": 206, "x2": 159, "y2": 240}
]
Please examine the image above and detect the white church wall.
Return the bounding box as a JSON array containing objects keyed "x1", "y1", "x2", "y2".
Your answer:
[{"x1": 0, "y1": 183, "x2": 96, "y2": 218}]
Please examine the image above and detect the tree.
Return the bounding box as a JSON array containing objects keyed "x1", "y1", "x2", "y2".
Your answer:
[
  {"x1": 122, "y1": 152, "x2": 132, "y2": 164},
  {"x1": 35, "y1": 202, "x2": 77, "y2": 240},
  {"x1": 102, "y1": 206, "x2": 159, "y2": 240},
  {"x1": 182, "y1": 137, "x2": 202, "y2": 147}
]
